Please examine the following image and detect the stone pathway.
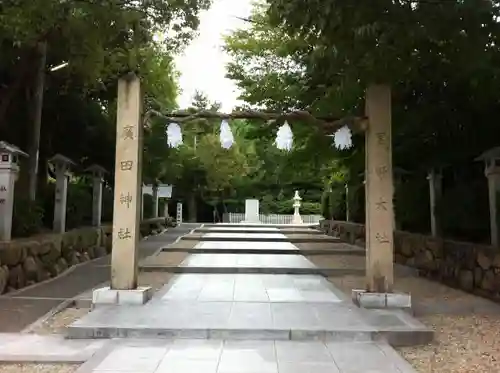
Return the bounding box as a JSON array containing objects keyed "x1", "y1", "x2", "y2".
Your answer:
[
  {"x1": 0, "y1": 225, "x2": 198, "y2": 333},
  {"x1": 62, "y1": 224, "x2": 430, "y2": 372},
  {"x1": 76, "y1": 339, "x2": 416, "y2": 373}
]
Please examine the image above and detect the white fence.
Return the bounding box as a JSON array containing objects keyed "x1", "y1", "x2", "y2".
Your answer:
[{"x1": 224, "y1": 213, "x2": 323, "y2": 225}]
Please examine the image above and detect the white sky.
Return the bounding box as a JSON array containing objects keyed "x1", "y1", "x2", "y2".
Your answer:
[{"x1": 174, "y1": 0, "x2": 253, "y2": 112}]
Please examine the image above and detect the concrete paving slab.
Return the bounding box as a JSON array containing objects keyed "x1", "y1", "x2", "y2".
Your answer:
[
  {"x1": 75, "y1": 339, "x2": 417, "y2": 373},
  {"x1": 180, "y1": 254, "x2": 316, "y2": 268},
  {"x1": 204, "y1": 232, "x2": 287, "y2": 239},
  {"x1": 0, "y1": 333, "x2": 108, "y2": 362},
  {"x1": 67, "y1": 274, "x2": 431, "y2": 345},
  {"x1": 156, "y1": 274, "x2": 343, "y2": 303}
]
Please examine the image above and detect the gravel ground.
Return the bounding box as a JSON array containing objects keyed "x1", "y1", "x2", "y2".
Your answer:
[
  {"x1": 328, "y1": 274, "x2": 500, "y2": 372},
  {"x1": 0, "y1": 364, "x2": 78, "y2": 373}
]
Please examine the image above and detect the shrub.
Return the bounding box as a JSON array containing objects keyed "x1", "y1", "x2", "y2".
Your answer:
[{"x1": 12, "y1": 197, "x2": 44, "y2": 238}]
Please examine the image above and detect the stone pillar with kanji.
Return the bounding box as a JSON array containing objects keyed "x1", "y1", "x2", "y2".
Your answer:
[
  {"x1": 92, "y1": 73, "x2": 152, "y2": 306},
  {"x1": 352, "y1": 85, "x2": 411, "y2": 309},
  {"x1": 0, "y1": 142, "x2": 28, "y2": 241},
  {"x1": 50, "y1": 154, "x2": 75, "y2": 234},
  {"x1": 86, "y1": 164, "x2": 106, "y2": 227},
  {"x1": 364, "y1": 85, "x2": 395, "y2": 293},
  {"x1": 176, "y1": 202, "x2": 183, "y2": 224}
]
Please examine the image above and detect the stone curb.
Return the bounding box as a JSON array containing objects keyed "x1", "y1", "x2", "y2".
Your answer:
[
  {"x1": 180, "y1": 236, "x2": 340, "y2": 243},
  {"x1": 139, "y1": 265, "x2": 366, "y2": 277},
  {"x1": 66, "y1": 326, "x2": 432, "y2": 347}
]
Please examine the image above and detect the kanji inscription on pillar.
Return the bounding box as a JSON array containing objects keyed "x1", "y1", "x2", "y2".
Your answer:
[
  {"x1": 365, "y1": 85, "x2": 394, "y2": 293},
  {"x1": 110, "y1": 74, "x2": 143, "y2": 290}
]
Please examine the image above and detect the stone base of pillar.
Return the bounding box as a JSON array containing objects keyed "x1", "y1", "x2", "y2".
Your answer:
[
  {"x1": 92, "y1": 286, "x2": 153, "y2": 307},
  {"x1": 352, "y1": 289, "x2": 411, "y2": 311},
  {"x1": 292, "y1": 214, "x2": 303, "y2": 224}
]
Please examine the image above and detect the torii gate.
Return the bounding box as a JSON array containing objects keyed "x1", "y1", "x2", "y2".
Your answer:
[{"x1": 105, "y1": 73, "x2": 394, "y2": 303}]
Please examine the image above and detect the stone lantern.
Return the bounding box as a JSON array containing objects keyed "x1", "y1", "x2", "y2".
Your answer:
[
  {"x1": 86, "y1": 164, "x2": 107, "y2": 227},
  {"x1": 49, "y1": 154, "x2": 75, "y2": 233},
  {"x1": 476, "y1": 147, "x2": 500, "y2": 246},
  {"x1": 0, "y1": 141, "x2": 28, "y2": 241},
  {"x1": 292, "y1": 190, "x2": 303, "y2": 224}
]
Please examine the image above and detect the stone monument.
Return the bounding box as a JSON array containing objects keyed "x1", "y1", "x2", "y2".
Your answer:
[
  {"x1": 93, "y1": 74, "x2": 153, "y2": 306},
  {"x1": 244, "y1": 199, "x2": 260, "y2": 223},
  {"x1": 176, "y1": 202, "x2": 183, "y2": 224}
]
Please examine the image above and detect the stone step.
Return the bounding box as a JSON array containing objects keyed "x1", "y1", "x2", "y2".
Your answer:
[
  {"x1": 139, "y1": 265, "x2": 366, "y2": 276},
  {"x1": 161, "y1": 246, "x2": 365, "y2": 255},
  {"x1": 181, "y1": 235, "x2": 340, "y2": 243},
  {"x1": 66, "y1": 306, "x2": 431, "y2": 347}
]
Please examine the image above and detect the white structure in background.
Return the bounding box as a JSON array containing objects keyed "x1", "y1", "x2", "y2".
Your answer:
[
  {"x1": 176, "y1": 202, "x2": 183, "y2": 224},
  {"x1": 226, "y1": 213, "x2": 322, "y2": 225},
  {"x1": 243, "y1": 199, "x2": 260, "y2": 223},
  {"x1": 292, "y1": 190, "x2": 303, "y2": 224},
  {"x1": 0, "y1": 142, "x2": 27, "y2": 241}
]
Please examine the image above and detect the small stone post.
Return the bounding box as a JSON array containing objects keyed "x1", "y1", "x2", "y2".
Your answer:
[
  {"x1": 0, "y1": 142, "x2": 28, "y2": 241},
  {"x1": 176, "y1": 202, "x2": 183, "y2": 224},
  {"x1": 86, "y1": 164, "x2": 106, "y2": 227},
  {"x1": 364, "y1": 84, "x2": 394, "y2": 293},
  {"x1": 152, "y1": 183, "x2": 159, "y2": 218},
  {"x1": 427, "y1": 168, "x2": 442, "y2": 237},
  {"x1": 50, "y1": 154, "x2": 75, "y2": 234},
  {"x1": 292, "y1": 190, "x2": 303, "y2": 224},
  {"x1": 476, "y1": 148, "x2": 500, "y2": 247}
]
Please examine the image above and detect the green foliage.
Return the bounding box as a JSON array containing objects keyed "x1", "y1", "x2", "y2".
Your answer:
[
  {"x1": 222, "y1": 1, "x2": 500, "y2": 242},
  {"x1": 12, "y1": 197, "x2": 44, "y2": 238},
  {"x1": 65, "y1": 184, "x2": 93, "y2": 229}
]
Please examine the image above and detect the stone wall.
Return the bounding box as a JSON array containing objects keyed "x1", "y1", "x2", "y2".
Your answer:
[
  {"x1": 0, "y1": 217, "x2": 171, "y2": 294},
  {"x1": 320, "y1": 220, "x2": 500, "y2": 302}
]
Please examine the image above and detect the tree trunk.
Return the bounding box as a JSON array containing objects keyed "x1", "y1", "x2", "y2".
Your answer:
[
  {"x1": 27, "y1": 41, "x2": 47, "y2": 201},
  {"x1": 187, "y1": 193, "x2": 197, "y2": 222}
]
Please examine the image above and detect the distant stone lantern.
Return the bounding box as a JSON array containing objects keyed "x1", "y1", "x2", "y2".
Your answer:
[
  {"x1": 476, "y1": 147, "x2": 500, "y2": 247},
  {"x1": 0, "y1": 141, "x2": 28, "y2": 241},
  {"x1": 292, "y1": 190, "x2": 303, "y2": 224},
  {"x1": 49, "y1": 154, "x2": 75, "y2": 234},
  {"x1": 86, "y1": 164, "x2": 107, "y2": 227}
]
